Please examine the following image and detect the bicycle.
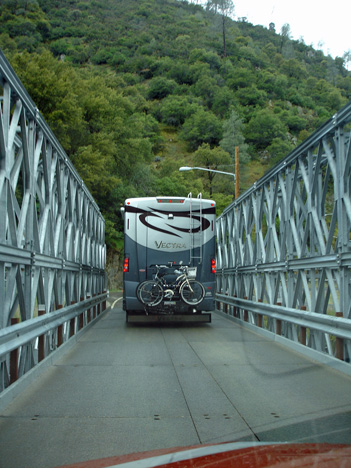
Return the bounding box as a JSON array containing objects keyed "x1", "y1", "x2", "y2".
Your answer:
[{"x1": 136, "y1": 263, "x2": 205, "y2": 307}]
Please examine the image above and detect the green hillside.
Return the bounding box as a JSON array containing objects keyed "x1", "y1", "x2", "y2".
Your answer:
[{"x1": 1, "y1": 0, "x2": 350, "y2": 252}]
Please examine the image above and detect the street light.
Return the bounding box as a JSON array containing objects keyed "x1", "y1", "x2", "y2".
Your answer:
[
  {"x1": 179, "y1": 166, "x2": 236, "y2": 195},
  {"x1": 180, "y1": 147, "x2": 240, "y2": 199},
  {"x1": 179, "y1": 166, "x2": 236, "y2": 198},
  {"x1": 179, "y1": 166, "x2": 236, "y2": 181}
]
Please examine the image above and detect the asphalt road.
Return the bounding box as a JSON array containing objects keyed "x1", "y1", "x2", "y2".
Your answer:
[{"x1": 1, "y1": 293, "x2": 351, "y2": 468}]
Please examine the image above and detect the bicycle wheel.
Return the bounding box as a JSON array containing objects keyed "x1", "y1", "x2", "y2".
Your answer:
[
  {"x1": 180, "y1": 280, "x2": 205, "y2": 305},
  {"x1": 137, "y1": 281, "x2": 163, "y2": 306}
]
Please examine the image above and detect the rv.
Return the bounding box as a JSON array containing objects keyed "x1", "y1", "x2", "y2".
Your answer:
[{"x1": 122, "y1": 194, "x2": 216, "y2": 322}]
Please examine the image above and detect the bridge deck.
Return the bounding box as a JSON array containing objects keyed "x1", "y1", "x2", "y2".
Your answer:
[{"x1": 1, "y1": 295, "x2": 351, "y2": 468}]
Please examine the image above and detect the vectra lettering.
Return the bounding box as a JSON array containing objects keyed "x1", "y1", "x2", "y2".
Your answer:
[{"x1": 155, "y1": 241, "x2": 186, "y2": 249}]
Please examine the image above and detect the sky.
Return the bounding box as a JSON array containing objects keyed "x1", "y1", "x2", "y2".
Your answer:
[{"x1": 232, "y1": 0, "x2": 350, "y2": 61}]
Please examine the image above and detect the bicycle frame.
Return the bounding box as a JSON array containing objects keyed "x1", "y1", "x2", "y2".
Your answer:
[
  {"x1": 154, "y1": 265, "x2": 189, "y2": 299},
  {"x1": 135, "y1": 263, "x2": 207, "y2": 318}
]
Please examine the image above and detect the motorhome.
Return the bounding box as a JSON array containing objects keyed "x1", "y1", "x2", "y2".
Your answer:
[{"x1": 122, "y1": 194, "x2": 216, "y2": 322}]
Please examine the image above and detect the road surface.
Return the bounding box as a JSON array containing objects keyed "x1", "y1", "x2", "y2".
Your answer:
[{"x1": 0, "y1": 294, "x2": 350, "y2": 468}]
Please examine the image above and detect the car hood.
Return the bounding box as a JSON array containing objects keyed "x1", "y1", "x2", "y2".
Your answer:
[{"x1": 56, "y1": 441, "x2": 351, "y2": 468}]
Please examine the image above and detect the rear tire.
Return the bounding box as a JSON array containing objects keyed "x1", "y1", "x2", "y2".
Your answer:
[
  {"x1": 136, "y1": 281, "x2": 163, "y2": 306},
  {"x1": 180, "y1": 280, "x2": 205, "y2": 305}
]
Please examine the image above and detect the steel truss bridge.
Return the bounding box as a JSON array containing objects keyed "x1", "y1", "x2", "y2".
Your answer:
[
  {"x1": 216, "y1": 101, "x2": 351, "y2": 364},
  {"x1": 0, "y1": 50, "x2": 351, "y2": 399},
  {"x1": 0, "y1": 51, "x2": 106, "y2": 393}
]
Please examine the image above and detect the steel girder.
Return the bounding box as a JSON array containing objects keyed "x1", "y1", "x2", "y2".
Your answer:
[
  {"x1": 0, "y1": 51, "x2": 106, "y2": 391},
  {"x1": 216, "y1": 101, "x2": 351, "y2": 363}
]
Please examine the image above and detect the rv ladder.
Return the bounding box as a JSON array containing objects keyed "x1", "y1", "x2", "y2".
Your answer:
[{"x1": 189, "y1": 193, "x2": 203, "y2": 265}]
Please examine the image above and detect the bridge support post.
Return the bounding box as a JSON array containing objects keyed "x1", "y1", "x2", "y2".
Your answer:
[
  {"x1": 224, "y1": 292, "x2": 229, "y2": 314},
  {"x1": 79, "y1": 297, "x2": 84, "y2": 330},
  {"x1": 93, "y1": 295, "x2": 97, "y2": 319},
  {"x1": 57, "y1": 305, "x2": 63, "y2": 347},
  {"x1": 300, "y1": 306, "x2": 307, "y2": 345},
  {"x1": 103, "y1": 291, "x2": 107, "y2": 312},
  {"x1": 244, "y1": 297, "x2": 248, "y2": 322},
  {"x1": 336, "y1": 312, "x2": 344, "y2": 360},
  {"x1": 87, "y1": 295, "x2": 91, "y2": 323},
  {"x1": 276, "y1": 302, "x2": 282, "y2": 335},
  {"x1": 38, "y1": 306, "x2": 46, "y2": 362},
  {"x1": 276, "y1": 320, "x2": 282, "y2": 335},
  {"x1": 70, "y1": 302, "x2": 76, "y2": 337},
  {"x1": 10, "y1": 318, "x2": 19, "y2": 384},
  {"x1": 257, "y1": 299, "x2": 263, "y2": 327},
  {"x1": 98, "y1": 293, "x2": 101, "y2": 315}
]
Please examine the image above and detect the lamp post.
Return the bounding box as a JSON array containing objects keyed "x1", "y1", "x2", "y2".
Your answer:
[{"x1": 179, "y1": 166, "x2": 236, "y2": 197}]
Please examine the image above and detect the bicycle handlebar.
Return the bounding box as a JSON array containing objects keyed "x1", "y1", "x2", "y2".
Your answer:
[
  {"x1": 151, "y1": 264, "x2": 189, "y2": 270},
  {"x1": 150, "y1": 264, "x2": 189, "y2": 278}
]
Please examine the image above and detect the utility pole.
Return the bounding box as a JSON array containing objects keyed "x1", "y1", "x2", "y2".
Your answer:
[{"x1": 235, "y1": 146, "x2": 239, "y2": 199}]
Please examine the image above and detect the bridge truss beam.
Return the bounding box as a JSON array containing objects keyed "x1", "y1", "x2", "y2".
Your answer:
[
  {"x1": 216, "y1": 101, "x2": 351, "y2": 364},
  {"x1": 0, "y1": 51, "x2": 106, "y2": 392}
]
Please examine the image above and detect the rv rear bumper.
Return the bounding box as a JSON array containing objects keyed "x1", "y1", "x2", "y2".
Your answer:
[{"x1": 126, "y1": 312, "x2": 211, "y2": 324}]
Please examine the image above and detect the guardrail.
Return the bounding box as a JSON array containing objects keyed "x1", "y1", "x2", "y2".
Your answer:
[
  {"x1": 0, "y1": 293, "x2": 107, "y2": 386},
  {"x1": 216, "y1": 294, "x2": 351, "y2": 362}
]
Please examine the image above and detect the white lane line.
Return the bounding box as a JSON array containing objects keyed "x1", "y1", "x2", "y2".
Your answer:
[{"x1": 112, "y1": 297, "x2": 123, "y2": 309}]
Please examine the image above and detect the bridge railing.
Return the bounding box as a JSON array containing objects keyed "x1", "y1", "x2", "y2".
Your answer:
[
  {"x1": 216, "y1": 101, "x2": 351, "y2": 364},
  {"x1": 0, "y1": 51, "x2": 107, "y2": 393}
]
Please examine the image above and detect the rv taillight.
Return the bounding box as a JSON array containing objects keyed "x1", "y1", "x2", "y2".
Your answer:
[
  {"x1": 123, "y1": 258, "x2": 129, "y2": 273},
  {"x1": 211, "y1": 258, "x2": 216, "y2": 274}
]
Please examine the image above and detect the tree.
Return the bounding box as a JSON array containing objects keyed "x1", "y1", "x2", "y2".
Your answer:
[
  {"x1": 193, "y1": 143, "x2": 232, "y2": 195},
  {"x1": 220, "y1": 110, "x2": 250, "y2": 196},
  {"x1": 245, "y1": 109, "x2": 287, "y2": 149},
  {"x1": 181, "y1": 108, "x2": 223, "y2": 151},
  {"x1": 227, "y1": 66, "x2": 256, "y2": 89},
  {"x1": 342, "y1": 50, "x2": 351, "y2": 71},
  {"x1": 220, "y1": 110, "x2": 250, "y2": 163},
  {"x1": 193, "y1": 74, "x2": 218, "y2": 108},
  {"x1": 211, "y1": 86, "x2": 236, "y2": 118},
  {"x1": 280, "y1": 23, "x2": 291, "y2": 53},
  {"x1": 10, "y1": 50, "x2": 86, "y2": 153},
  {"x1": 74, "y1": 144, "x2": 120, "y2": 204},
  {"x1": 267, "y1": 138, "x2": 295, "y2": 165},
  {"x1": 206, "y1": 0, "x2": 234, "y2": 57},
  {"x1": 160, "y1": 95, "x2": 197, "y2": 127},
  {"x1": 189, "y1": 48, "x2": 221, "y2": 70},
  {"x1": 236, "y1": 85, "x2": 267, "y2": 107},
  {"x1": 147, "y1": 76, "x2": 178, "y2": 99}
]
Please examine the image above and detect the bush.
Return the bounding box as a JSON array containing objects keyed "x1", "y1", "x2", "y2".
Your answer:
[
  {"x1": 160, "y1": 95, "x2": 195, "y2": 127},
  {"x1": 181, "y1": 109, "x2": 223, "y2": 151},
  {"x1": 245, "y1": 109, "x2": 287, "y2": 149},
  {"x1": 147, "y1": 76, "x2": 178, "y2": 100}
]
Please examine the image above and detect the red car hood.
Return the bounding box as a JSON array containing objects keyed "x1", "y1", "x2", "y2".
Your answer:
[{"x1": 57, "y1": 441, "x2": 351, "y2": 468}]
